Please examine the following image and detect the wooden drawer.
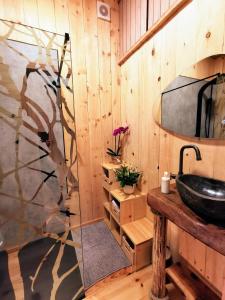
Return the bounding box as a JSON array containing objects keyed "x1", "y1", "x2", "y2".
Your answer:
[{"x1": 122, "y1": 236, "x2": 135, "y2": 264}]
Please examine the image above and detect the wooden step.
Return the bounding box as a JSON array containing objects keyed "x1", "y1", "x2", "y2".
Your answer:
[{"x1": 166, "y1": 264, "x2": 220, "y2": 300}]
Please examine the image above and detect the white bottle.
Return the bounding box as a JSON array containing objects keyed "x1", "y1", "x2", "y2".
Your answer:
[{"x1": 161, "y1": 171, "x2": 170, "y2": 194}]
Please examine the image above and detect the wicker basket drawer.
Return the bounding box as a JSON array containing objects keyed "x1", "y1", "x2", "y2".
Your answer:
[{"x1": 111, "y1": 204, "x2": 120, "y2": 222}]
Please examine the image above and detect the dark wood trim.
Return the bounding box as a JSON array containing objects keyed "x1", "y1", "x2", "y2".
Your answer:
[
  {"x1": 118, "y1": 0, "x2": 192, "y2": 66},
  {"x1": 147, "y1": 185, "x2": 225, "y2": 256}
]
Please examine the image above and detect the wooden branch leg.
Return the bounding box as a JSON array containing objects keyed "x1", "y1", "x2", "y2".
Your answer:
[
  {"x1": 150, "y1": 211, "x2": 169, "y2": 300},
  {"x1": 222, "y1": 278, "x2": 225, "y2": 300}
]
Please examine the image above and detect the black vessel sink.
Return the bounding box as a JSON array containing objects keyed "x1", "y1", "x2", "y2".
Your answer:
[{"x1": 176, "y1": 174, "x2": 225, "y2": 227}]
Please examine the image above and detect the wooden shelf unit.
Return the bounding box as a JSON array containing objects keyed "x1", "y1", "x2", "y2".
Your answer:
[
  {"x1": 103, "y1": 202, "x2": 111, "y2": 229},
  {"x1": 111, "y1": 217, "x2": 121, "y2": 245},
  {"x1": 122, "y1": 218, "x2": 154, "y2": 245},
  {"x1": 121, "y1": 218, "x2": 153, "y2": 271},
  {"x1": 110, "y1": 189, "x2": 146, "y2": 225},
  {"x1": 101, "y1": 163, "x2": 153, "y2": 272},
  {"x1": 103, "y1": 201, "x2": 110, "y2": 211},
  {"x1": 102, "y1": 163, "x2": 121, "y2": 192}
]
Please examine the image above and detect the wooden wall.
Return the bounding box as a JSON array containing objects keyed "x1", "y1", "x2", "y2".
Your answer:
[
  {"x1": 1, "y1": 0, "x2": 225, "y2": 293},
  {"x1": 120, "y1": 0, "x2": 225, "y2": 294},
  {"x1": 0, "y1": 0, "x2": 121, "y2": 225},
  {"x1": 119, "y1": 0, "x2": 180, "y2": 56}
]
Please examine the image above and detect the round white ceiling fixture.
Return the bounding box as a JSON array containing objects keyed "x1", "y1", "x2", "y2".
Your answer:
[{"x1": 97, "y1": 1, "x2": 111, "y2": 22}]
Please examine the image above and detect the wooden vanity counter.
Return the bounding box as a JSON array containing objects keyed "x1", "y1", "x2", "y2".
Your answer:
[
  {"x1": 148, "y1": 185, "x2": 225, "y2": 256},
  {"x1": 147, "y1": 185, "x2": 225, "y2": 300}
]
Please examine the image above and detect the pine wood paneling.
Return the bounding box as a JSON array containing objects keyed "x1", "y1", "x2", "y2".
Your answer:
[
  {"x1": 148, "y1": 0, "x2": 154, "y2": 29},
  {"x1": 119, "y1": 0, "x2": 187, "y2": 58},
  {"x1": 37, "y1": 0, "x2": 56, "y2": 32},
  {"x1": 135, "y1": 0, "x2": 141, "y2": 41},
  {"x1": 121, "y1": 52, "x2": 140, "y2": 165},
  {"x1": 130, "y1": 0, "x2": 136, "y2": 45},
  {"x1": 120, "y1": 0, "x2": 225, "y2": 294},
  {"x1": 153, "y1": 0, "x2": 161, "y2": 24},
  {"x1": 54, "y1": 0, "x2": 70, "y2": 34},
  {"x1": 179, "y1": 231, "x2": 206, "y2": 276},
  {"x1": 68, "y1": 0, "x2": 93, "y2": 223},
  {"x1": 82, "y1": 0, "x2": 111, "y2": 220},
  {"x1": 175, "y1": 0, "x2": 198, "y2": 74},
  {"x1": 169, "y1": 0, "x2": 179, "y2": 5},
  {"x1": 122, "y1": 0, "x2": 127, "y2": 53},
  {"x1": 126, "y1": 0, "x2": 131, "y2": 51},
  {"x1": 23, "y1": 0, "x2": 39, "y2": 27},
  {"x1": 110, "y1": 0, "x2": 121, "y2": 129},
  {"x1": 2, "y1": 0, "x2": 225, "y2": 295},
  {"x1": 205, "y1": 247, "x2": 225, "y2": 292},
  {"x1": 98, "y1": 17, "x2": 113, "y2": 163},
  {"x1": 195, "y1": 0, "x2": 225, "y2": 61},
  {"x1": 2, "y1": 0, "x2": 25, "y2": 23},
  {"x1": 140, "y1": 0, "x2": 147, "y2": 36},
  {"x1": 161, "y1": 0, "x2": 170, "y2": 15},
  {"x1": 119, "y1": 0, "x2": 124, "y2": 56}
]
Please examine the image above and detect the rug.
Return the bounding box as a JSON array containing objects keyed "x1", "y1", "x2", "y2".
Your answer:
[
  {"x1": 73, "y1": 221, "x2": 131, "y2": 289},
  {"x1": 0, "y1": 232, "x2": 85, "y2": 300}
]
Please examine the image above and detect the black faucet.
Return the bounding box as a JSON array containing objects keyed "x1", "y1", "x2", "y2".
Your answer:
[{"x1": 178, "y1": 145, "x2": 202, "y2": 176}]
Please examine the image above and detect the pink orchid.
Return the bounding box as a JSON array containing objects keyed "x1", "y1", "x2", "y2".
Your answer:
[
  {"x1": 113, "y1": 126, "x2": 129, "y2": 136},
  {"x1": 107, "y1": 125, "x2": 129, "y2": 158}
]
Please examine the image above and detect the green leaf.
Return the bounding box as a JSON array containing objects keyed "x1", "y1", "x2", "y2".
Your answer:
[
  {"x1": 107, "y1": 148, "x2": 116, "y2": 154},
  {"x1": 107, "y1": 151, "x2": 117, "y2": 157},
  {"x1": 115, "y1": 164, "x2": 140, "y2": 186}
]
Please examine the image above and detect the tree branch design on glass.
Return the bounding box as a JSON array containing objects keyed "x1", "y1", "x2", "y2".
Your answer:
[{"x1": 0, "y1": 20, "x2": 83, "y2": 299}]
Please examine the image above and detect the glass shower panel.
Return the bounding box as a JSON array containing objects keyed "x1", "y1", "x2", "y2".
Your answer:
[{"x1": 0, "y1": 19, "x2": 84, "y2": 299}]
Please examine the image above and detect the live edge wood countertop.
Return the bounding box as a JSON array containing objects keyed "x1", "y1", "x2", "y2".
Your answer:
[{"x1": 147, "y1": 185, "x2": 225, "y2": 256}]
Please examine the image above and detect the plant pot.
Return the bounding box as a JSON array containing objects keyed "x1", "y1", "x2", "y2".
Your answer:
[
  {"x1": 123, "y1": 184, "x2": 135, "y2": 194},
  {"x1": 110, "y1": 156, "x2": 121, "y2": 165}
]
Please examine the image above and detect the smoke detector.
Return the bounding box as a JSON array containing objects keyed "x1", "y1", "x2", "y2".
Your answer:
[{"x1": 97, "y1": 1, "x2": 111, "y2": 22}]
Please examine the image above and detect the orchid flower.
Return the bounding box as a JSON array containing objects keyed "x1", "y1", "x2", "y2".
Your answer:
[{"x1": 107, "y1": 125, "x2": 129, "y2": 157}]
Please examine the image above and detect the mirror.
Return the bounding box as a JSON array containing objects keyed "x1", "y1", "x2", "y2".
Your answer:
[{"x1": 155, "y1": 54, "x2": 225, "y2": 139}]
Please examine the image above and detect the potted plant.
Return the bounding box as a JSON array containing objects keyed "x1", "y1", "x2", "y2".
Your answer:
[
  {"x1": 115, "y1": 163, "x2": 141, "y2": 194},
  {"x1": 107, "y1": 126, "x2": 129, "y2": 163}
]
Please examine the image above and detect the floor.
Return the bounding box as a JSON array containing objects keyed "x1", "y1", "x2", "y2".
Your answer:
[
  {"x1": 1, "y1": 228, "x2": 184, "y2": 300},
  {"x1": 85, "y1": 265, "x2": 184, "y2": 300},
  {"x1": 0, "y1": 232, "x2": 84, "y2": 300},
  {"x1": 1, "y1": 244, "x2": 184, "y2": 300},
  {"x1": 73, "y1": 221, "x2": 131, "y2": 289}
]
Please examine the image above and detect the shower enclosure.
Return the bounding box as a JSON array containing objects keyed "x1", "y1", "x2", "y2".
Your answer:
[{"x1": 0, "y1": 19, "x2": 84, "y2": 299}]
